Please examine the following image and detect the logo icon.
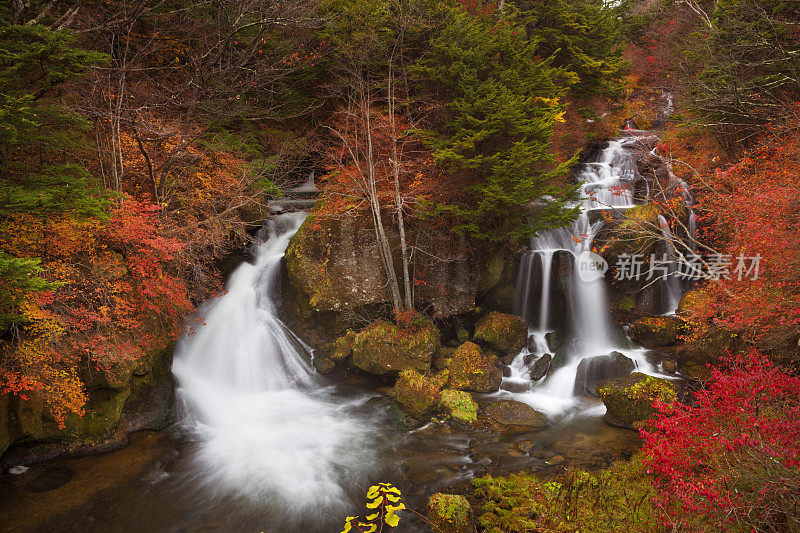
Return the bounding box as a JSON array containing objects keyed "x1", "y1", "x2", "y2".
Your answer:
[{"x1": 577, "y1": 251, "x2": 608, "y2": 282}]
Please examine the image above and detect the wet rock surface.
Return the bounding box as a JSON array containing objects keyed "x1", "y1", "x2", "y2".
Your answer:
[{"x1": 572, "y1": 352, "x2": 636, "y2": 397}]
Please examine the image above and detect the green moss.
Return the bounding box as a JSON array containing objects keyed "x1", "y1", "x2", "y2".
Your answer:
[
  {"x1": 352, "y1": 319, "x2": 440, "y2": 375},
  {"x1": 438, "y1": 389, "x2": 478, "y2": 423},
  {"x1": 428, "y1": 493, "x2": 473, "y2": 533},
  {"x1": 629, "y1": 316, "x2": 686, "y2": 348},
  {"x1": 447, "y1": 341, "x2": 502, "y2": 393},
  {"x1": 472, "y1": 454, "x2": 659, "y2": 532},
  {"x1": 597, "y1": 372, "x2": 676, "y2": 429},
  {"x1": 474, "y1": 312, "x2": 527, "y2": 354},
  {"x1": 394, "y1": 369, "x2": 446, "y2": 419}
]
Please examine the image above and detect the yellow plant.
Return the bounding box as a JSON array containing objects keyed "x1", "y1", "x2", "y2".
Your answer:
[{"x1": 341, "y1": 483, "x2": 406, "y2": 532}]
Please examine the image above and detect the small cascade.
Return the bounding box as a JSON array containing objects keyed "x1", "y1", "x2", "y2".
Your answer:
[
  {"x1": 502, "y1": 133, "x2": 687, "y2": 417},
  {"x1": 658, "y1": 214, "x2": 682, "y2": 313},
  {"x1": 173, "y1": 213, "x2": 380, "y2": 518}
]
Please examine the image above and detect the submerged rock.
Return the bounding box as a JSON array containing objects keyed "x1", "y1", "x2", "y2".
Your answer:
[
  {"x1": 437, "y1": 390, "x2": 479, "y2": 423},
  {"x1": 597, "y1": 372, "x2": 676, "y2": 429},
  {"x1": 529, "y1": 353, "x2": 552, "y2": 381},
  {"x1": 447, "y1": 342, "x2": 502, "y2": 393},
  {"x1": 394, "y1": 370, "x2": 447, "y2": 419},
  {"x1": 427, "y1": 493, "x2": 473, "y2": 533},
  {"x1": 485, "y1": 400, "x2": 547, "y2": 435},
  {"x1": 629, "y1": 316, "x2": 686, "y2": 348},
  {"x1": 572, "y1": 352, "x2": 635, "y2": 397},
  {"x1": 474, "y1": 312, "x2": 527, "y2": 354},
  {"x1": 351, "y1": 319, "x2": 440, "y2": 375}
]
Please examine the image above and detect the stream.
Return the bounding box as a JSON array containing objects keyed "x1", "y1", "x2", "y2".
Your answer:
[{"x1": 0, "y1": 127, "x2": 684, "y2": 532}]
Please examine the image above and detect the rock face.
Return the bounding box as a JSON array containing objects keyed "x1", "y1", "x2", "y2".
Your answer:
[
  {"x1": 485, "y1": 400, "x2": 547, "y2": 434},
  {"x1": 597, "y1": 372, "x2": 676, "y2": 429},
  {"x1": 437, "y1": 390, "x2": 479, "y2": 423},
  {"x1": 0, "y1": 344, "x2": 175, "y2": 464},
  {"x1": 447, "y1": 342, "x2": 503, "y2": 393},
  {"x1": 285, "y1": 204, "x2": 482, "y2": 319},
  {"x1": 351, "y1": 320, "x2": 440, "y2": 375},
  {"x1": 474, "y1": 312, "x2": 528, "y2": 354},
  {"x1": 428, "y1": 493, "x2": 474, "y2": 533},
  {"x1": 572, "y1": 352, "x2": 635, "y2": 397},
  {"x1": 629, "y1": 316, "x2": 686, "y2": 347},
  {"x1": 394, "y1": 370, "x2": 448, "y2": 419}
]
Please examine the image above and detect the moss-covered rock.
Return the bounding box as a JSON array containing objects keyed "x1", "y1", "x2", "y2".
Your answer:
[
  {"x1": 676, "y1": 289, "x2": 702, "y2": 318},
  {"x1": 573, "y1": 352, "x2": 635, "y2": 397},
  {"x1": 428, "y1": 493, "x2": 473, "y2": 533},
  {"x1": 447, "y1": 342, "x2": 502, "y2": 393},
  {"x1": 313, "y1": 356, "x2": 335, "y2": 374},
  {"x1": 325, "y1": 329, "x2": 357, "y2": 362},
  {"x1": 677, "y1": 327, "x2": 738, "y2": 380},
  {"x1": 485, "y1": 400, "x2": 547, "y2": 435},
  {"x1": 437, "y1": 390, "x2": 479, "y2": 423},
  {"x1": 474, "y1": 312, "x2": 527, "y2": 354},
  {"x1": 597, "y1": 372, "x2": 676, "y2": 429},
  {"x1": 394, "y1": 370, "x2": 447, "y2": 419},
  {"x1": 433, "y1": 347, "x2": 455, "y2": 371},
  {"x1": 629, "y1": 316, "x2": 686, "y2": 348},
  {"x1": 285, "y1": 204, "x2": 481, "y2": 318},
  {"x1": 351, "y1": 319, "x2": 440, "y2": 375}
]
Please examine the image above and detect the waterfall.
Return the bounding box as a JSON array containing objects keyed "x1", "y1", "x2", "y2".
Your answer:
[
  {"x1": 173, "y1": 213, "x2": 380, "y2": 517},
  {"x1": 504, "y1": 138, "x2": 663, "y2": 416},
  {"x1": 658, "y1": 214, "x2": 682, "y2": 313}
]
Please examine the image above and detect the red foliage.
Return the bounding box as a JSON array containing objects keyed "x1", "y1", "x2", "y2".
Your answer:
[
  {"x1": 642, "y1": 349, "x2": 800, "y2": 530},
  {"x1": 686, "y1": 121, "x2": 800, "y2": 350}
]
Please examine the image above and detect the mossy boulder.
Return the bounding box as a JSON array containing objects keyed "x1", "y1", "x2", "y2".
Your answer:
[
  {"x1": 447, "y1": 342, "x2": 502, "y2": 393},
  {"x1": 474, "y1": 312, "x2": 528, "y2": 354},
  {"x1": 394, "y1": 370, "x2": 448, "y2": 419},
  {"x1": 629, "y1": 316, "x2": 686, "y2": 348},
  {"x1": 312, "y1": 356, "x2": 335, "y2": 374},
  {"x1": 597, "y1": 372, "x2": 677, "y2": 429},
  {"x1": 573, "y1": 352, "x2": 635, "y2": 397},
  {"x1": 433, "y1": 347, "x2": 455, "y2": 371},
  {"x1": 428, "y1": 493, "x2": 474, "y2": 533},
  {"x1": 437, "y1": 390, "x2": 479, "y2": 423},
  {"x1": 677, "y1": 327, "x2": 738, "y2": 380},
  {"x1": 324, "y1": 329, "x2": 357, "y2": 362},
  {"x1": 485, "y1": 400, "x2": 547, "y2": 435},
  {"x1": 676, "y1": 289, "x2": 702, "y2": 318},
  {"x1": 545, "y1": 330, "x2": 564, "y2": 352},
  {"x1": 352, "y1": 319, "x2": 440, "y2": 375},
  {"x1": 285, "y1": 205, "x2": 481, "y2": 318}
]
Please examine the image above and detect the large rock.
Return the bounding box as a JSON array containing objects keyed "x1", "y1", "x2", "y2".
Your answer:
[
  {"x1": 428, "y1": 493, "x2": 474, "y2": 533},
  {"x1": 474, "y1": 312, "x2": 527, "y2": 354},
  {"x1": 447, "y1": 342, "x2": 502, "y2": 393},
  {"x1": 629, "y1": 316, "x2": 686, "y2": 348},
  {"x1": 394, "y1": 370, "x2": 448, "y2": 419},
  {"x1": 485, "y1": 400, "x2": 547, "y2": 434},
  {"x1": 572, "y1": 352, "x2": 635, "y2": 397},
  {"x1": 285, "y1": 205, "x2": 481, "y2": 318},
  {"x1": 437, "y1": 390, "x2": 479, "y2": 423},
  {"x1": 597, "y1": 372, "x2": 676, "y2": 429},
  {"x1": 677, "y1": 326, "x2": 738, "y2": 380},
  {"x1": 529, "y1": 353, "x2": 551, "y2": 381},
  {"x1": 352, "y1": 319, "x2": 440, "y2": 375}
]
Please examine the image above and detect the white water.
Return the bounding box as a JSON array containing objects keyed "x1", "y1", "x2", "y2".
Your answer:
[
  {"x1": 173, "y1": 213, "x2": 379, "y2": 516},
  {"x1": 503, "y1": 138, "x2": 674, "y2": 417}
]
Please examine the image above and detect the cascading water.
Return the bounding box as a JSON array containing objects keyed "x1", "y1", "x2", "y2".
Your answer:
[
  {"x1": 501, "y1": 137, "x2": 674, "y2": 417},
  {"x1": 173, "y1": 213, "x2": 381, "y2": 522}
]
